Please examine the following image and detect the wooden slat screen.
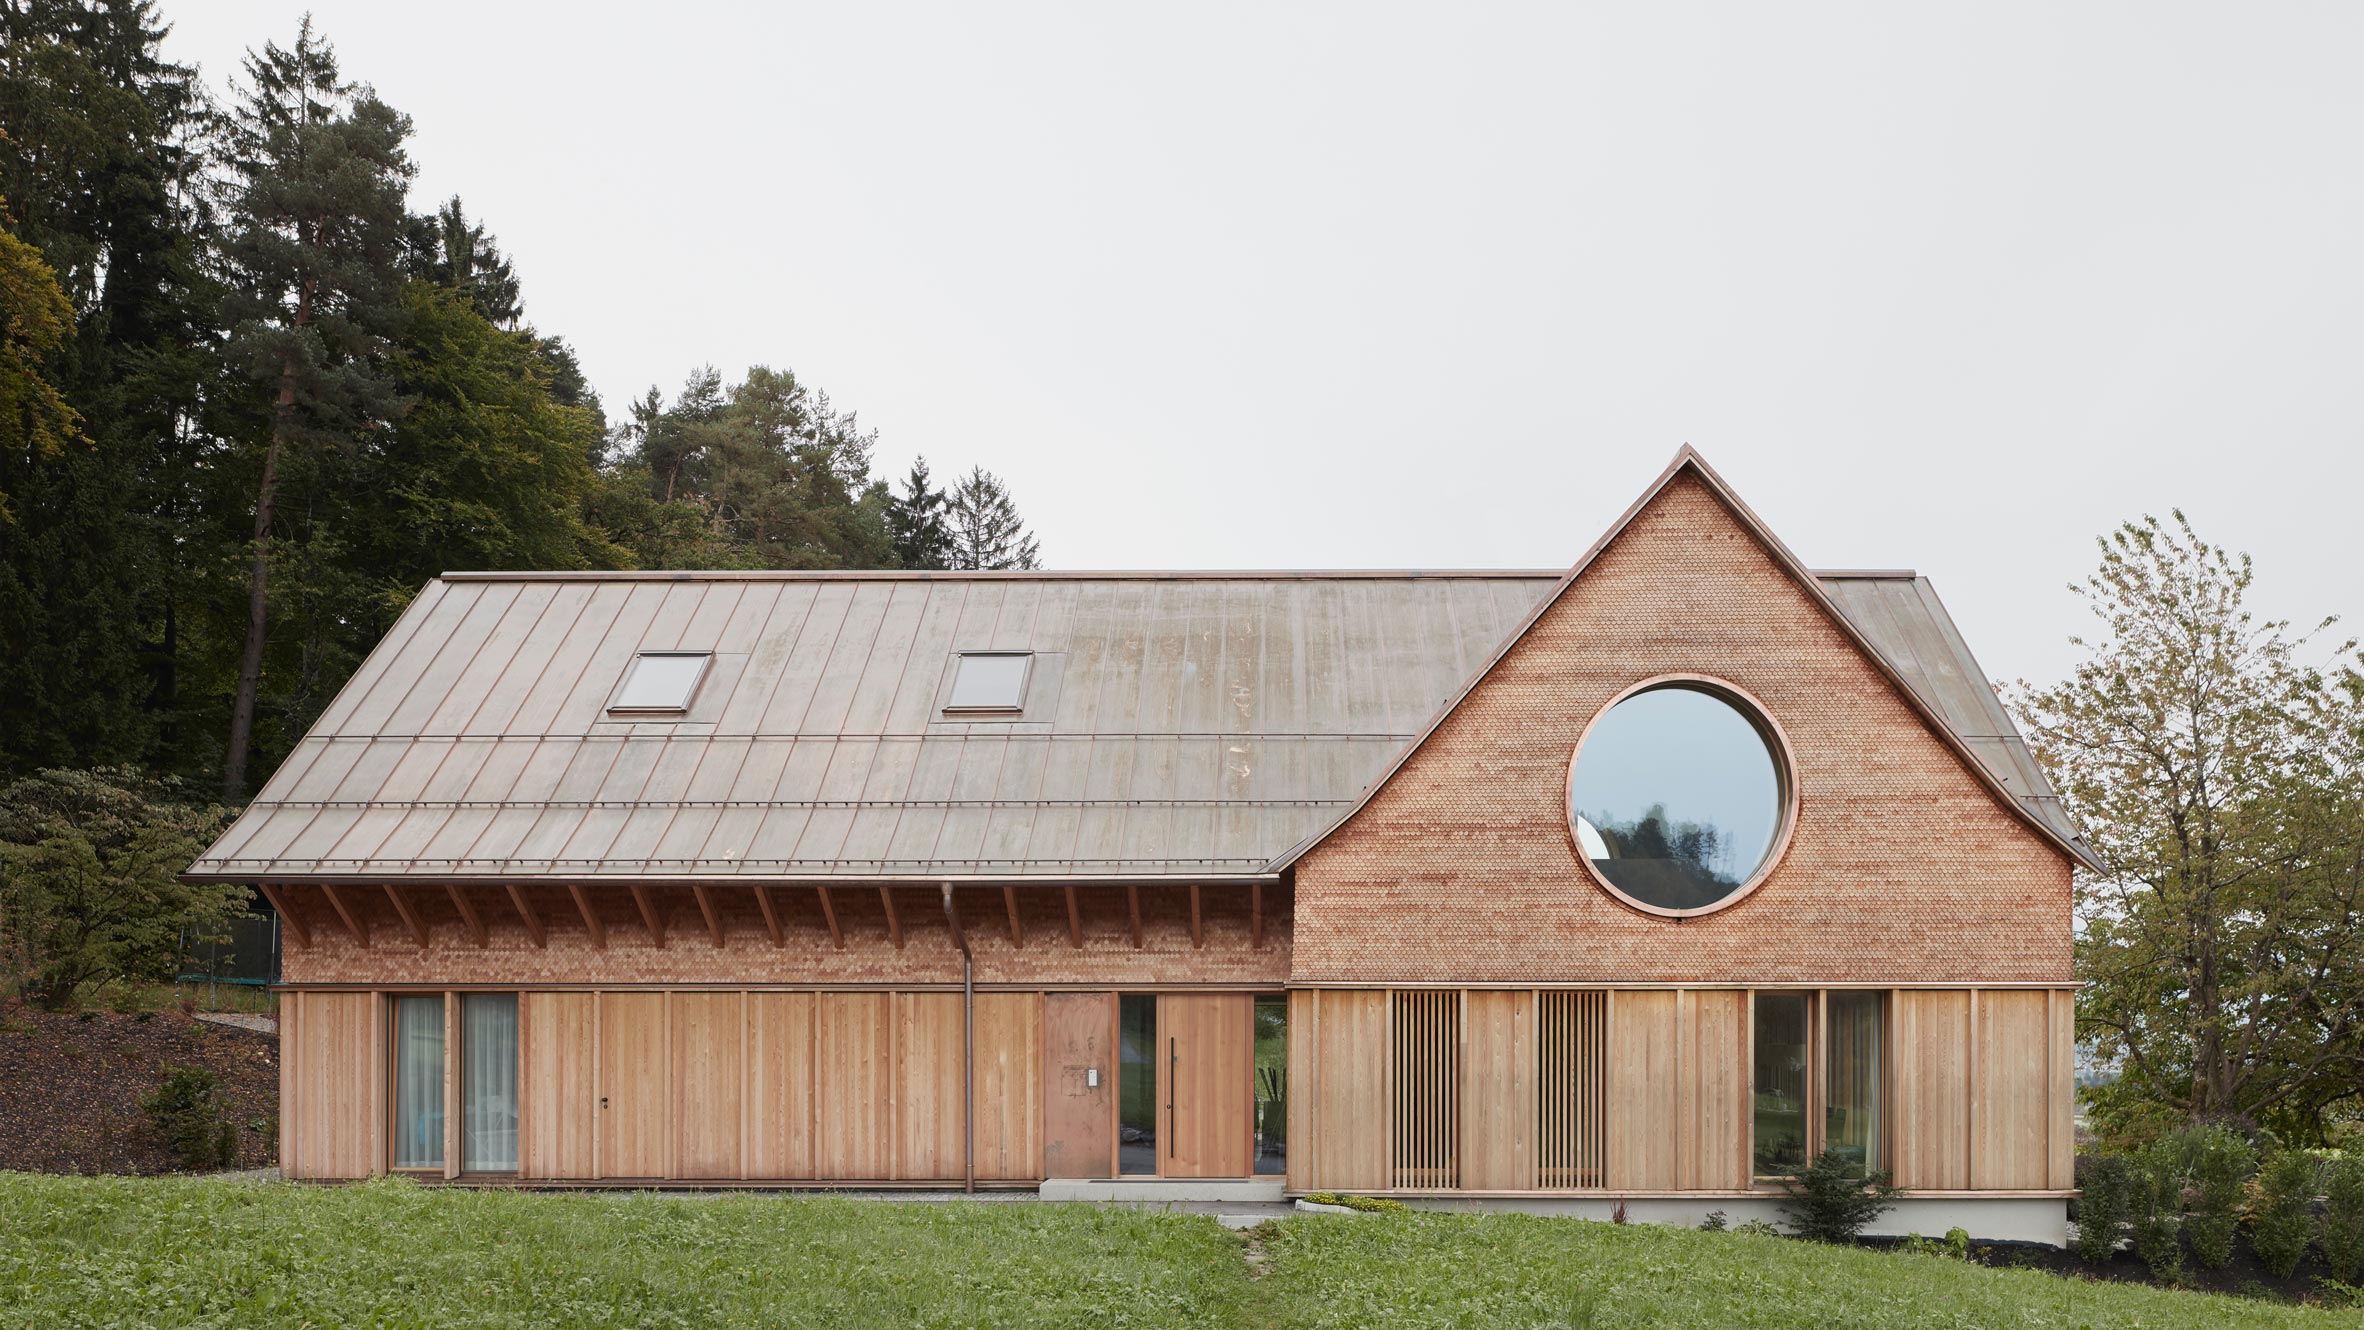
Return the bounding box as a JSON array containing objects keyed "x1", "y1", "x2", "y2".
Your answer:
[
  {"x1": 1390, "y1": 990, "x2": 1459, "y2": 1189},
  {"x1": 1537, "y1": 990, "x2": 1607, "y2": 1189}
]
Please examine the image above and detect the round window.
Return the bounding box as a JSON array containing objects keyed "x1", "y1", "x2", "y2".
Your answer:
[{"x1": 1566, "y1": 679, "x2": 1792, "y2": 916}]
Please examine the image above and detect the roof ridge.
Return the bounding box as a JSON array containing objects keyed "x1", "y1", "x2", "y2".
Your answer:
[{"x1": 1263, "y1": 446, "x2": 2101, "y2": 875}]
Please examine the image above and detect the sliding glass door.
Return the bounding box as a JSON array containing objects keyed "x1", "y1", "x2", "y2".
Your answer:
[{"x1": 389, "y1": 992, "x2": 518, "y2": 1175}]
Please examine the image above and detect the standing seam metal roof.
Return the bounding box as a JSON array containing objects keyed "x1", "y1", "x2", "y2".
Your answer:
[{"x1": 188, "y1": 562, "x2": 2088, "y2": 882}]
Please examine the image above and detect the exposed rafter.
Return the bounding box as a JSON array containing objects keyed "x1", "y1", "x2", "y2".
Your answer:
[
  {"x1": 629, "y1": 884, "x2": 666, "y2": 947},
  {"x1": 752, "y1": 885, "x2": 784, "y2": 947},
  {"x1": 943, "y1": 886, "x2": 966, "y2": 952},
  {"x1": 256, "y1": 883, "x2": 310, "y2": 949},
  {"x1": 692, "y1": 885, "x2": 725, "y2": 949},
  {"x1": 816, "y1": 886, "x2": 844, "y2": 949},
  {"x1": 1063, "y1": 886, "x2": 1082, "y2": 949},
  {"x1": 566, "y1": 884, "x2": 605, "y2": 949},
  {"x1": 1189, "y1": 885, "x2": 1203, "y2": 949},
  {"x1": 505, "y1": 884, "x2": 546, "y2": 948},
  {"x1": 1125, "y1": 886, "x2": 1143, "y2": 950},
  {"x1": 1002, "y1": 886, "x2": 1023, "y2": 948},
  {"x1": 1251, "y1": 882, "x2": 1264, "y2": 949},
  {"x1": 383, "y1": 885, "x2": 430, "y2": 948},
  {"x1": 445, "y1": 885, "x2": 487, "y2": 948},
  {"x1": 878, "y1": 886, "x2": 902, "y2": 948},
  {"x1": 318, "y1": 883, "x2": 369, "y2": 947}
]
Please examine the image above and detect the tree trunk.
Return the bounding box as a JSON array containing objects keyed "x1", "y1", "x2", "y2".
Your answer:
[{"x1": 222, "y1": 281, "x2": 312, "y2": 798}]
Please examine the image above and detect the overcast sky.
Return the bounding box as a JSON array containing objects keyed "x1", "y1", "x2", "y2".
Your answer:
[{"x1": 162, "y1": 3, "x2": 2361, "y2": 687}]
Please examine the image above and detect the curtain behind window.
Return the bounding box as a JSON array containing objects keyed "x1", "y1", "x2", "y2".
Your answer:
[
  {"x1": 391, "y1": 997, "x2": 445, "y2": 1169},
  {"x1": 462, "y1": 994, "x2": 519, "y2": 1172}
]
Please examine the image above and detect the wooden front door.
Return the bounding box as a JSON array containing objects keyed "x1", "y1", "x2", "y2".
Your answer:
[
  {"x1": 1043, "y1": 993, "x2": 1116, "y2": 1177},
  {"x1": 597, "y1": 992, "x2": 667, "y2": 1177},
  {"x1": 1159, "y1": 994, "x2": 1254, "y2": 1178}
]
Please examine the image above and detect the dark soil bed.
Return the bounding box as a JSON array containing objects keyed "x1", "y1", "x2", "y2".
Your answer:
[
  {"x1": 0, "y1": 1003, "x2": 278, "y2": 1175},
  {"x1": 1861, "y1": 1233, "x2": 2337, "y2": 1307}
]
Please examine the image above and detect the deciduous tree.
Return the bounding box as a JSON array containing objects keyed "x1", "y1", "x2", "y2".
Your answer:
[
  {"x1": 0, "y1": 766, "x2": 239, "y2": 1010},
  {"x1": 2014, "y1": 514, "x2": 2364, "y2": 1141}
]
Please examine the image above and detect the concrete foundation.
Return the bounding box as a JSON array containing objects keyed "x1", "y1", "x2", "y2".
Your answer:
[
  {"x1": 1393, "y1": 1195, "x2": 2070, "y2": 1247},
  {"x1": 1039, "y1": 1178, "x2": 1289, "y2": 1204}
]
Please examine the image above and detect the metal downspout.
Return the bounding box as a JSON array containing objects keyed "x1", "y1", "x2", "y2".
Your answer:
[{"x1": 942, "y1": 882, "x2": 974, "y2": 1193}]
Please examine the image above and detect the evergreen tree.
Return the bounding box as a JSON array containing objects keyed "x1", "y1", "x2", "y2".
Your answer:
[
  {"x1": 601, "y1": 366, "x2": 894, "y2": 570},
  {"x1": 214, "y1": 18, "x2": 414, "y2": 796},
  {"x1": 886, "y1": 456, "x2": 951, "y2": 569},
  {"x1": 406, "y1": 195, "x2": 520, "y2": 327},
  {"x1": 0, "y1": 0, "x2": 217, "y2": 777},
  {"x1": 946, "y1": 465, "x2": 1041, "y2": 570}
]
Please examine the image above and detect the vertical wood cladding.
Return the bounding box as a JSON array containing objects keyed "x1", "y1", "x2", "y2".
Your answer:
[
  {"x1": 1285, "y1": 985, "x2": 2074, "y2": 1196},
  {"x1": 1290, "y1": 472, "x2": 2073, "y2": 985}
]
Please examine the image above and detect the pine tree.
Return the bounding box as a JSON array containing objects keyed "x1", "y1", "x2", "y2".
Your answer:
[
  {"x1": 216, "y1": 17, "x2": 414, "y2": 796},
  {"x1": 886, "y1": 457, "x2": 951, "y2": 569},
  {"x1": 946, "y1": 466, "x2": 1041, "y2": 570}
]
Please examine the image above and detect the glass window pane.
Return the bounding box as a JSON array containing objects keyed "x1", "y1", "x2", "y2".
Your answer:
[
  {"x1": 1118, "y1": 994, "x2": 1157, "y2": 1174},
  {"x1": 1824, "y1": 991, "x2": 1884, "y2": 1177},
  {"x1": 947, "y1": 653, "x2": 1030, "y2": 710},
  {"x1": 612, "y1": 652, "x2": 709, "y2": 710},
  {"x1": 1569, "y1": 684, "x2": 1786, "y2": 911},
  {"x1": 1254, "y1": 996, "x2": 1288, "y2": 1176},
  {"x1": 1753, "y1": 993, "x2": 1810, "y2": 1180},
  {"x1": 462, "y1": 993, "x2": 519, "y2": 1173},
  {"x1": 391, "y1": 996, "x2": 444, "y2": 1170}
]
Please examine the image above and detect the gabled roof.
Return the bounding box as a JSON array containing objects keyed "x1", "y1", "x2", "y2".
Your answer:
[
  {"x1": 1265, "y1": 447, "x2": 2101, "y2": 874},
  {"x1": 186, "y1": 450, "x2": 2095, "y2": 884},
  {"x1": 187, "y1": 571, "x2": 1558, "y2": 884}
]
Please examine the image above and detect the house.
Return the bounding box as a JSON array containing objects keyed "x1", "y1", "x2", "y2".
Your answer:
[{"x1": 187, "y1": 449, "x2": 2089, "y2": 1241}]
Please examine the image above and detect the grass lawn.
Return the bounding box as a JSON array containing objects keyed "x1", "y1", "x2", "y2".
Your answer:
[{"x1": 0, "y1": 1173, "x2": 2348, "y2": 1329}]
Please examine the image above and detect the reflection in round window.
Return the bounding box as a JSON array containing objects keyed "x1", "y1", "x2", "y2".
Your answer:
[{"x1": 1568, "y1": 683, "x2": 1787, "y2": 913}]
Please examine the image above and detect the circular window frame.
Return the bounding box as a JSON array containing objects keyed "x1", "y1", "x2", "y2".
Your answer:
[{"x1": 1562, "y1": 672, "x2": 1800, "y2": 920}]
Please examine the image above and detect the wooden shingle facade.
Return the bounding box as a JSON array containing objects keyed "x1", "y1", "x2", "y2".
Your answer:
[{"x1": 192, "y1": 450, "x2": 2086, "y2": 1240}]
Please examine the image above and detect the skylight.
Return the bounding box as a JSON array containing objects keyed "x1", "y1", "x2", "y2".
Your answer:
[
  {"x1": 946, "y1": 652, "x2": 1031, "y2": 711},
  {"x1": 610, "y1": 651, "x2": 711, "y2": 712}
]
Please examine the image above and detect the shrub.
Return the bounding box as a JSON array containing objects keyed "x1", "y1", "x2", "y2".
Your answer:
[
  {"x1": 0, "y1": 768, "x2": 240, "y2": 1010},
  {"x1": 2073, "y1": 1155, "x2": 2132, "y2": 1265},
  {"x1": 1696, "y1": 1210, "x2": 1728, "y2": 1232},
  {"x1": 2318, "y1": 1277, "x2": 2364, "y2": 1311},
  {"x1": 2323, "y1": 1155, "x2": 2364, "y2": 1283},
  {"x1": 2128, "y1": 1145, "x2": 2184, "y2": 1280},
  {"x1": 1898, "y1": 1229, "x2": 1972, "y2": 1261},
  {"x1": 142, "y1": 1066, "x2": 237, "y2": 1170},
  {"x1": 1734, "y1": 1219, "x2": 1782, "y2": 1236},
  {"x1": 2176, "y1": 1124, "x2": 2255, "y2": 1270},
  {"x1": 2251, "y1": 1149, "x2": 2319, "y2": 1278},
  {"x1": 1776, "y1": 1149, "x2": 1899, "y2": 1243}
]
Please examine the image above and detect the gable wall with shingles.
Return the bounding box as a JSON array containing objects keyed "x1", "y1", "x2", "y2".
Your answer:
[{"x1": 1287, "y1": 471, "x2": 2073, "y2": 985}]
